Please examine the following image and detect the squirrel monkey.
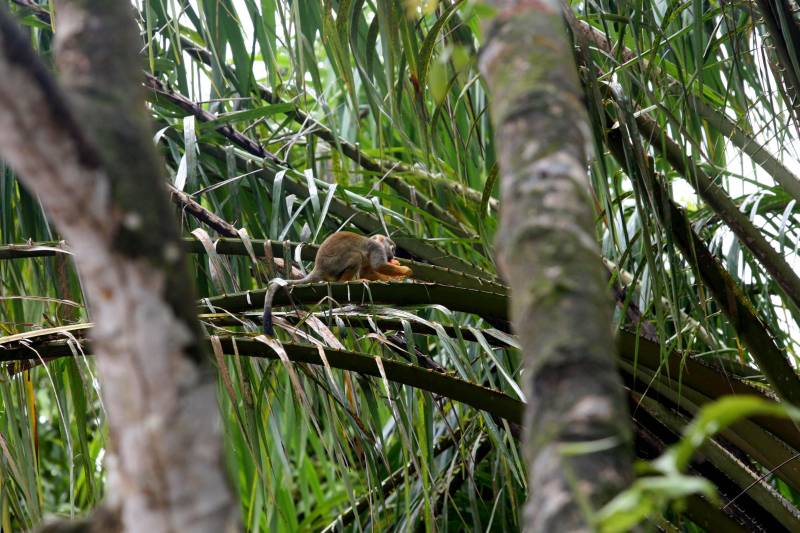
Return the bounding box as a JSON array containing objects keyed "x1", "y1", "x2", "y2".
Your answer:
[{"x1": 262, "y1": 231, "x2": 413, "y2": 335}]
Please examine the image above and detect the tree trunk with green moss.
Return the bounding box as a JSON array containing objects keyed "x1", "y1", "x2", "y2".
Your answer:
[
  {"x1": 479, "y1": 1, "x2": 635, "y2": 530},
  {"x1": 0, "y1": 2, "x2": 236, "y2": 531}
]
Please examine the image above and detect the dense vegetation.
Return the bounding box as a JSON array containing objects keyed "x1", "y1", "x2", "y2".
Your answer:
[{"x1": 1, "y1": 0, "x2": 799, "y2": 531}]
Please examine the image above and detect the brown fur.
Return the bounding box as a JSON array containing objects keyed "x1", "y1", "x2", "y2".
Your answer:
[{"x1": 262, "y1": 232, "x2": 412, "y2": 334}]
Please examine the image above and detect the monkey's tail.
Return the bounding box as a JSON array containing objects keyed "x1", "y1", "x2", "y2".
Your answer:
[
  {"x1": 262, "y1": 281, "x2": 283, "y2": 336},
  {"x1": 262, "y1": 273, "x2": 316, "y2": 335}
]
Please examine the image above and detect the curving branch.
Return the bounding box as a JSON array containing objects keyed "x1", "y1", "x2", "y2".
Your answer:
[
  {"x1": 632, "y1": 106, "x2": 800, "y2": 312},
  {"x1": 170, "y1": 132, "x2": 497, "y2": 280},
  {"x1": 178, "y1": 36, "x2": 495, "y2": 222},
  {"x1": 202, "y1": 282, "x2": 510, "y2": 328},
  {"x1": 753, "y1": 0, "x2": 800, "y2": 129},
  {"x1": 605, "y1": 117, "x2": 800, "y2": 405},
  {"x1": 0, "y1": 335, "x2": 525, "y2": 425},
  {"x1": 145, "y1": 74, "x2": 287, "y2": 167},
  {"x1": 5, "y1": 325, "x2": 797, "y2": 457},
  {"x1": 0, "y1": 238, "x2": 507, "y2": 294}
]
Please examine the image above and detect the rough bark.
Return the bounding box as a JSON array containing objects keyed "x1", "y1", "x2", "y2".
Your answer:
[
  {"x1": 478, "y1": 1, "x2": 634, "y2": 531},
  {"x1": 0, "y1": 2, "x2": 236, "y2": 532}
]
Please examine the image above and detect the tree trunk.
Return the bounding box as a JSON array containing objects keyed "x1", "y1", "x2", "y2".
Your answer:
[
  {"x1": 478, "y1": 1, "x2": 634, "y2": 531},
  {"x1": 0, "y1": 2, "x2": 236, "y2": 531}
]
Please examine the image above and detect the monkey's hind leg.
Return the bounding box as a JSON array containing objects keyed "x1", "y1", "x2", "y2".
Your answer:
[
  {"x1": 337, "y1": 266, "x2": 360, "y2": 281},
  {"x1": 360, "y1": 269, "x2": 396, "y2": 281},
  {"x1": 375, "y1": 262, "x2": 413, "y2": 279}
]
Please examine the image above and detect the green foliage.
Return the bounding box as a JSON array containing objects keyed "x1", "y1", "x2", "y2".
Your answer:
[
  {"x1": 1, "y1": 0, "x2": 800, "y2": 531},
  {"x1": 598, "y1": 396, "x2": 800, "y2": 532}
]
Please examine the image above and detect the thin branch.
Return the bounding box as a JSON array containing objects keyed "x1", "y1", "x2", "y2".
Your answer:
[
  {"x1": 179, "y1": 38, "x2": 496, "y2": 213},
  {"x1": 5, "y1": 325, "x2": 795, "y2": 451},
  {"x1": 605, "y1": 121, "x2": 800, "y2": 405},
  {"x1": 145, "y1": 74, "x2": 287, "y2": 166},
  {"x1": 690, "y1": 95, "x2": 800, "y2": 204},
  {"x1": 633, "y1": 106, "x2": 800, "y2": 311},
  {"x1": 9, "y1": 0, "x2": 48, "y2": 23},
  {"x1": 753, "y1": 0, "x2": 800, "y2": 130},
  {"x1": 145, "y1": 74, "x2": 479, "y2": 246},
  {"x1": 567, "y1": 13, "x2": 800, "y2": 204},
  {"x1": 168, "y1": 184, "x2": 239, "y2": 238},
  {"x1": 167, "y1": 129, "x2": 498, "y2": 280}
]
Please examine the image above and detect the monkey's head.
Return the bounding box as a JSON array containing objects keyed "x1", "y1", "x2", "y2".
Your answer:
[{"x1": 370, "y1": 234, "x2": 396, "y2": 260}]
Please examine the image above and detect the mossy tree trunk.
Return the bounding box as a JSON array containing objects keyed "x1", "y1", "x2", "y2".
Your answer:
[
  {"x1": 478, "y1": 1, "x2": 635, "y2": 530},
  {"x1": 0, "y1": 2, "x2": 236, "y2": 531}
]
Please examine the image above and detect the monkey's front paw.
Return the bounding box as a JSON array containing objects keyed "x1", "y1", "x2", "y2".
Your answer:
[{"x1": 390, "y1": 259, "x2": 401, "y2": 266}]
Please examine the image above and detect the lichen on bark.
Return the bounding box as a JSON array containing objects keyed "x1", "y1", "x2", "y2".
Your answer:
[
  {"x1": 479, "y1": 1, "x2": 635, "y2": 531},
  {"x1": 0, "y1": 2, "x2": 237, "y2": 531}
]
